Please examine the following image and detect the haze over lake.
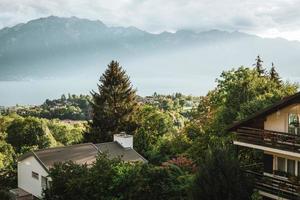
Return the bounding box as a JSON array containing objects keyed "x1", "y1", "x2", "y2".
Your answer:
[
  {"x1": 1, "y1": 16, "x2": 300, "y2": 106},
  {"x1": 0, "y1": 75, "x2": 216, "y2": 106}
]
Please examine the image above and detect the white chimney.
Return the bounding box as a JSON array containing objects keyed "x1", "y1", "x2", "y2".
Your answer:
[{"x1": 113, "y1": 132, "x2": 133, "y2": 148}]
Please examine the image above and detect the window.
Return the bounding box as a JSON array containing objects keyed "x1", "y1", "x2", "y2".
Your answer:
[
  {"x1": 277, "y1": 157, "x2": 285, "y2": 172},
  {"x1": 287, "y1": 159, "x2": 296, "y2": 176},
  {"x1": 288, "y1": 113, "x2": 300, "y2": 134},
  {"x1": 41, "y1": 176, "x2": 48, "y2": 189},
  {"x1": 32, "y1": 171, "x2": 39, "y2": 180},
  {"x1": 275, "y1": 157, "x2": 299, "y2": 177}
]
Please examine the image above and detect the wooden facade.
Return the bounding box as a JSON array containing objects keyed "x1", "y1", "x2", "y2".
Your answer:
[{"x1": 230, "y1": 92, "x2": 300, "y2": 199}]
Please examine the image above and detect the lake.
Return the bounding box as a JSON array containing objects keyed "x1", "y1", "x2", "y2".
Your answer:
[{"x1": 0, "y1": 75, "x2": 215, "y2": 106}]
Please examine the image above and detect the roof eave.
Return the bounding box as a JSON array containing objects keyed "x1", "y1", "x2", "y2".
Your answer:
[{"x1": 227, "y1": 91, "x2": 300, "y2": 132}]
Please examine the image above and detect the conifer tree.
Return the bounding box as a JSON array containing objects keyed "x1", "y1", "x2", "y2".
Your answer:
[
  {"x1": 269, "y1": 62, "x2": 281, "y2": 84},
  {"x1": 254, "y1": 55, "x2": 265, "y2": 76},
  {"x1": 85, "y1": 61, "x2": 138, "y2": 143}
]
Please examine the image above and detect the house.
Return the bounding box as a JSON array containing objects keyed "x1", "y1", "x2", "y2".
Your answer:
[
  {"x1": 10, "y1": 133, "x2": 147, "y2": 200},
  {"x1": 229, "y1": 92, "x2": 300, "y2": 200}
]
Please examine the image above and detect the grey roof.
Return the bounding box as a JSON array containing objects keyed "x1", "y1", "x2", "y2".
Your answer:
[
  {"x1": 19, "y1": 142, "x2": 147, "y2": 172},
  {"x1": 96, "y1": 142, "x2": 147, "y2": 163},
  {"x1": 19, "y1": 143, "x2": 99, "y2": 171}
]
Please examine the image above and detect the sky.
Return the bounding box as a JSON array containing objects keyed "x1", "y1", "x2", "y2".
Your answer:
[{"x1": 1, "y1": 0, "x2": 300, "y2": 41}]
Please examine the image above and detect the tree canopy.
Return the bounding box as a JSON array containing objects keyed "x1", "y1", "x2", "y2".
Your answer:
[
  {"x1": 192, "y1": 148, "x2": 254, "y2": 200},
  {"x1": 44, "y1": 153, "x2": 193, "y2": 200},
  {"x1": 1, "y1": 58, "x2": 299, "y2": 200},
  {"x1": 85, "y1": 61, "x2": 138, "y2": 143}
]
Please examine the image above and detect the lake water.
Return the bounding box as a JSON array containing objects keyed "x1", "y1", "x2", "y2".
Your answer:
[{"x1": 0, "y1": 75, "x2": 216, "y2": 106}]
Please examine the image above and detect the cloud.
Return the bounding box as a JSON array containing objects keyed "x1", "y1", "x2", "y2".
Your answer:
[{"x1": 1, "y1": 0, "x2": 300, "y2": 40}]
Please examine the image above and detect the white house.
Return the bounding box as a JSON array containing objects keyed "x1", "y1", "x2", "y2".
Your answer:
[{"x1": 10, "y1": 134, "x2": 147, "y2": 200}]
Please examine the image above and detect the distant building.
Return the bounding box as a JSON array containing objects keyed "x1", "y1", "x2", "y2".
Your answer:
[
  {"x1": 230, "y1": 92, "x2": 300, "y2": 199},
  {"x1": 10, "y1": 134, "x2": 147, "y2": 200}
]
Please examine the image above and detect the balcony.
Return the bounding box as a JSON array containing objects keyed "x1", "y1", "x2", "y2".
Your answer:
[
  {"x1": 234, "y1": 127, "x2": 300, "y2": 154},
  {"x1": 245, "y1": 170, "x2": 300, "y2": 200}
]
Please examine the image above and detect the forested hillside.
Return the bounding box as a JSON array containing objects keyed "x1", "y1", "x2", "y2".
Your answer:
[{"x1": 0, "y1": 58, "x2": 298, "y2": 199}]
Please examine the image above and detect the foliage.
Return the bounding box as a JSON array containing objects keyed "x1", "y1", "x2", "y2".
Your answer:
[
  {"x1": 2, "y1": 94, "x2": 91, "y2": 120},
  {"x1": 194, "y1": 65, "x2": 298, "y2": 135},
  {"x1": 85, "y1": 61, "x2": 138, "y2": 143},
  {"x1": 254, "y1": 55, "x2": 265, "y2": 76},
  {"x1": 192, "y1": 148, "x2": 254, "y2": 200},
  {"x1": 269, "y1": 63, "x2": 281, "y2": 85},
  {"x1": 251, "y1": 190, "x2": 263, "y2": 200},
  {"x1": 147, "y1": 133, "x2": 192, "y2": 164},
  {"x1": 6, "y1": 117, "x2": 58, "y2": 153},
  {"x1": 1, "y1": 57, "x2": 299, "y2": 199},
  {"x1": 0, "y1": 190, "x2": 13, "y2": 200},
  {"x1": 47, "y1": 119, "x2": 85, "y2": 145},
  {"x1": 0, "y1": 114, "x2": 85, "y2": 153},
  {"x1": 162, "y1": 155, "x2": 197, "y2": 173},
  {"x1": 0, "y1": 114, "x2": 85, "y2": 194},
  {"x1": 0, "y1": 140, "x2": 15, "y2": 169},
  {"x1": 133, "y1": 105, "x2": 191, "y2": 163},
  {"x1": 140, "y1": 93, "x2": 200, "y2": 120},
  {"x1": 187, "y1": 131, "x2": 233, "y2": 165},
  {"x1": 44, "y1": 153, "x2": 192, "y2": 200},
  {"x1": 133, "y1": 105, "x2": 174, "y2": 156}
]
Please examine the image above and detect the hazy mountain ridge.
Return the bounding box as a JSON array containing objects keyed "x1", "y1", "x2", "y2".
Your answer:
[{"x1": 0, "y1": 16, "x2": 300, "y2": 80}]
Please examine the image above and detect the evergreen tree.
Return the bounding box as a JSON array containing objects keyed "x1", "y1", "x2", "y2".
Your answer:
[
  {"x1": 192, "y1": 148, "x2": 254, "y2": 200},
  {"x1": 85, "y1": 61, "x2": 138, "y2": 143},
  {"x1": 253, "y1": 55, "x2": 265, "y2": 76},
  {"x1": 269, "y1": 63, "x2": 281, "y2": 84}
]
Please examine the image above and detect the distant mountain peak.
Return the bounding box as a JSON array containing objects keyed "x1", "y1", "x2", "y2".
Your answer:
[{"x1": 1, "y1": 15, "x2": 300, "y2": 83}]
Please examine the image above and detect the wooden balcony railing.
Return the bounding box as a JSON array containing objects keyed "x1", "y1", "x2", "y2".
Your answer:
[
  {"x1": 235, "y1": 127, "x2": 300, "y2": 153},
  {"x1": 245, "y1": 170, "x2": 300, "y2": 200}
]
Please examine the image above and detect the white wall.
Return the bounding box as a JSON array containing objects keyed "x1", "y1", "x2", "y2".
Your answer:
[
  {"x1": 264, "y1": 104, "x2": 300, "y2": 132},
  {"x1": 18, "y1": 156, "x2": 49, "y2": 198}
]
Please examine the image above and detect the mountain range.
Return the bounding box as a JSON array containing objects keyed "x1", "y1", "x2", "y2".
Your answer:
[{"x1": 1, "y1": 16, "x2": 300, "y2": 82}]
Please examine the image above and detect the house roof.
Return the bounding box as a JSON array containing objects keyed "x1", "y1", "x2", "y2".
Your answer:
[
  {"x1": 19, "y1": 143, "x2": 99, "y2": 171},
  {"x1": 96, "y1": 142, "x2": 147, "y2": 163},
  {"x1": 228, "y1": 91, "x2": 300, "y2": 131},
  {"x1": 18, "y1": 142, "x2": 147, "y2": 172}
]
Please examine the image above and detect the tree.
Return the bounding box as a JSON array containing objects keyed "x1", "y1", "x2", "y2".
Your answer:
[
  {"x1": 43, "y1": 161, "x2": 90, "y2": 200},
  {"x1": 0, "y1": 190, "x2": 13, "y2": 200},
  {"x1": 85, "y1": 61, "x2": 138, "y2": 143},
  {"x1": 269, "y1": 62, "x2": 281, "y2": 84},
  {"x1": 0, "y1": 140, "x2": 15, "y2": 169},
  {"x1": 133, "y1": 105, "x2": 175, "y2": 159},
  {"x1": 192, "y1": 148, "x2": 254, "y2": 200},
  {"x1": 198, "y1": 67, "x2": 298, "y2": 134},
  {"x1": 44, "y1": 153, "x2": 191, "y2": 200},
  {"x1": 253, "y1": 55, "x2": 265, "y2": 76},
  {"x1": 47, "y1": 120, "x2": 85, "y2": 145},
  {"x1": 6, "y1": 117, "x2": 57, "y2": 153},
  {"x1": 61, "y1": 94, "x2": 67, "y2": 102}
]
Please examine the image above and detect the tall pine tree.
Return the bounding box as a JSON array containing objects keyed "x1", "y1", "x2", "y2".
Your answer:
[
  {"x1": 85, "y1": 61, "x2": 138, "y2": 143},
  {"x1": 269, "y1": 62, "x2": 281, "y2": 84},
  {"x1": 254, "y1": 55, "x2": 265, "y2": 76}
]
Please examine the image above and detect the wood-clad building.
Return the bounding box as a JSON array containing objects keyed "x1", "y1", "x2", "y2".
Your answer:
[{"x1": 229, "y1": 92, "x2": 300, "y2": 200}]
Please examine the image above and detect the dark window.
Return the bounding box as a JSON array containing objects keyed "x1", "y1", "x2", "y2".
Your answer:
[
  {"x1": 32, "y1": 171, "x2": 39, "y2": 180},
  {"x1": 263, "y1": 154, "x2": 273, "y2": 174},
  {"x1": 287, "y1": 159, "x2": 296, "y2": 176},
  {"x1": 277, "y1": 157, "x2": 285, "y2": 172}
]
